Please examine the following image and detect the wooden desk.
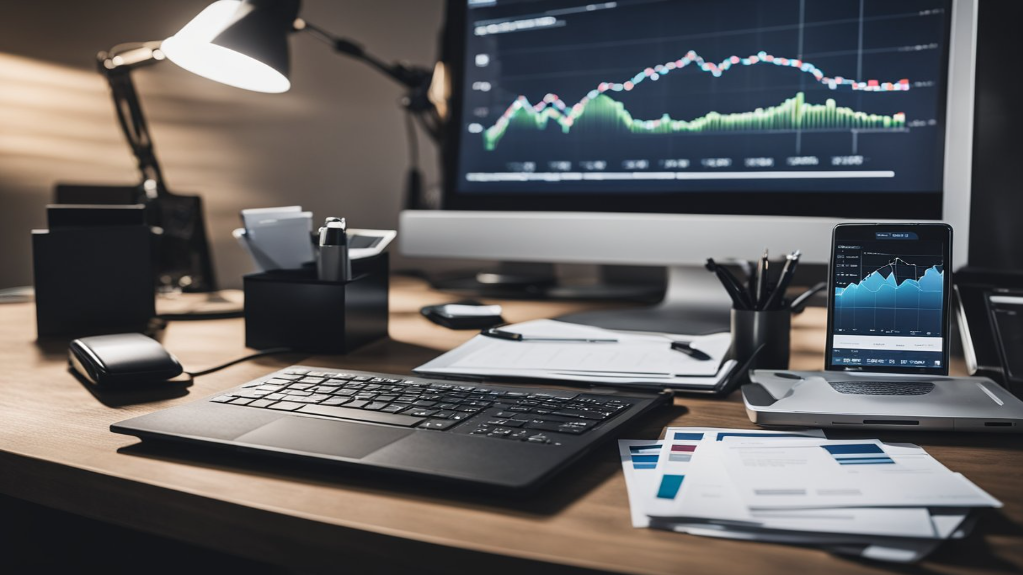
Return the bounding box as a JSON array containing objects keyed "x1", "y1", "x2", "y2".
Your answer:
[{"x1": 1, "y1": 276, "x2": 1020, "y2": 575}]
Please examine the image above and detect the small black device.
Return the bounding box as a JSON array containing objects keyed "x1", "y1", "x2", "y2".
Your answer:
[
  {"x1": 826, "y1": 223, "x2": 953, "y2": 375},
  {"x1": 69, "y1": 333, "x2": 183, "y2": 387},
  {"x1": 111, "y1": 366, "x2": 671, "y2": 491},
  {"x1": 317, "y1": 217, "x2": 352, "y2": 282},
  {"x1": 421, "y1": 301, "x2": 505, "y2": 330},
  {"x1": 955, "y1": 269, "x2": 1023, "y2": 398}
]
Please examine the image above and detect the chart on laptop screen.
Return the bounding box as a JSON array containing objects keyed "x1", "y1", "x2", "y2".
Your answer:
[
  {"x1": 831, "y1": 234, "x2": 945, "y2": 369},
  {"x1": 457, "y1": 0, "x2": 952, "y2": 195}
]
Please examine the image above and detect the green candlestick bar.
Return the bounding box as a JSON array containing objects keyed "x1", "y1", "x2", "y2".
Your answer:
[{"x1": 483, "y1": 92, "x2": 906, "y2": 151}]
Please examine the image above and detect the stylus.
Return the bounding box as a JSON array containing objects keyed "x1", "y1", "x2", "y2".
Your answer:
[
  {"x1": 764, "y1": 250, "x2": 801, "y2": 310},
  {"x1": 755, "y1": 249, "x2": 770, "y2": 310}
]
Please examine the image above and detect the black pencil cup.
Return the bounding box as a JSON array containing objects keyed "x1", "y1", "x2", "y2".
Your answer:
[
  {"x1": 730, "y1": 308, "x2": 791, "y2": 370},
  {"x1": 243, "y1": 253, "x2": 389, "y2": 353}
]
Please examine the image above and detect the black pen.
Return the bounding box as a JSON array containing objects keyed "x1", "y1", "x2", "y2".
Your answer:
[
  {"x1": 481, "y1": 327, "x2": 618, "y2": 343},
  {"x1": 764, "y1": 250, "x2": 801, "y2": 310},
  {"x1": 755, "y1": 249, "x2": 769, "y2": 310},
  {"x1": 671, "y1": 341, "x2": 712, "y2": 361},
  {"x1": 706, "y1": 259, "x2": 753, "y2": 310}
]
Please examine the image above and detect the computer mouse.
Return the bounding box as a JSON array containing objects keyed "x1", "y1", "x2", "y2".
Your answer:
[{"x1": 69, "y1": 333, "x2": 183, "y2": 387}]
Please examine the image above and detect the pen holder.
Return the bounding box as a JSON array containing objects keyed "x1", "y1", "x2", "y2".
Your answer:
[
  {"x1": 243, "y1": 252, "x2": 388, "y2": 353},
  {"x1": 730, "y1": 308, "x2": 791, "y2": 370}
]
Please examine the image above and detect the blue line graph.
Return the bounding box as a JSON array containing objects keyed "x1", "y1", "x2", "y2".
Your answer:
[{"x1": 834, "y1": 262, "x2": 943, "y2": 336}]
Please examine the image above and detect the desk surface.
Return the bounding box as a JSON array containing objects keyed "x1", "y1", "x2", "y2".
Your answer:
[{"x1": 1, "y1": 276, "x2": 1020, "y2": 575}]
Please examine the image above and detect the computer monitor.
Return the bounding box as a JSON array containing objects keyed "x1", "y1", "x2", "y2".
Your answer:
[{"x1": 401, "y1": 0, "x2": 977, "y2": 333}]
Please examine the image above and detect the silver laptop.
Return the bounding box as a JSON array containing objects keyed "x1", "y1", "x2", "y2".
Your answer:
[{"x1": 743, "y1": 223, "x2": 1023, "y2": 432}]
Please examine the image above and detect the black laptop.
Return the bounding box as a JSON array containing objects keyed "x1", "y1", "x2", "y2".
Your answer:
[{"x1": 112, "y1": 366, "x2": 671, "y2": 490}]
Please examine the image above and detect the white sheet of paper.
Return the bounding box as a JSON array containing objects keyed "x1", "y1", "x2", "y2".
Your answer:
[
  {"x1": 644, "y1": 429, "x2": 941, "y2": 539},
  {"x1": 415, "y1": 319, "x2": 733, "y2": 387},
  {"x1": 242, "y1": 210, "x2": 315, "y2": 270},
  {"x1": 618, "y1": 440, "x2": 664, "y2": 528},
  {"x1": 717, "y1": 439, "x2": 1002, "y2": 510},
  {"x1": 669, "y1": 524, "x2": 942, "y2": 563},
  {"x1": 646, "y1": 427, "x2": 825, "y2": 517}
]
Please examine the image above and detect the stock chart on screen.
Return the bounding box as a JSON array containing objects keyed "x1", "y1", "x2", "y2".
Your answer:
[
  {"x1": 456, "y1": 0, "x2": 951, "y2": 196},
  {"x1": 830, "y1": 235, "x2": 946, "y2": 369}
]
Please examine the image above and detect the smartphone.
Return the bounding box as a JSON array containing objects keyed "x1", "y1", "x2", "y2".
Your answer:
[{"x1": 826, "y1": 223, "x2": 953, "y2": 376}]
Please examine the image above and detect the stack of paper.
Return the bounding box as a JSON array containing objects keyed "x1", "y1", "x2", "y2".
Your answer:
[
  {"x1": 237, "y1": 206, "x2": 316, "y2": 271},
  {"x1": 415, "y1": 319, "x2": 737, "y2": 391},
  {"x1": 619, "y1": 428, "x2": 1000, "y2": 563}
]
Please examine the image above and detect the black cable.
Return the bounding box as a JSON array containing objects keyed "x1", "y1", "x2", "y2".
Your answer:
[
  {"x1": 185, "y1": 347, "x2": 295, "y2": 378},
  {"x1": 404, "y1": 110, "x2": 420, "y2": 169}
]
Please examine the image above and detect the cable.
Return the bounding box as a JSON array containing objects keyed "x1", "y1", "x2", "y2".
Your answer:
[{"x1": 185, "y1": 347, "x2": 295, "y2": 378}]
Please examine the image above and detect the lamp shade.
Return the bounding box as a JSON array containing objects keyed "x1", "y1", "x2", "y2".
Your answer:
[{"x1": 161, "y1": 0, "x2": 300, "y2": 94}]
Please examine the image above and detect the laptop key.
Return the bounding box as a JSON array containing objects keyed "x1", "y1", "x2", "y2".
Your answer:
[
  {"x1": 268, "y1": 401, "x2": 304, "y2": 411},
  {"x1": 418, "y1": 419, "x2": 459, "y2": 431},
  {"x1": 364, "y1": 402, "x2": 390, "y2": 411},
  {"x1": 249, "y1": 399, "x2": 275, "y2": 408},
  {"x1": 345, "y1": 400, "x2": 369, "y2": 409},
  {"x1": 296, "y1": 404, "x2": 425, "y2": 427}
]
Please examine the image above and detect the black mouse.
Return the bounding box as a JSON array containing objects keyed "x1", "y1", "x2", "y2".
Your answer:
[{"x1": 69, "y1": 333, "x2": 183, "y2": 387}]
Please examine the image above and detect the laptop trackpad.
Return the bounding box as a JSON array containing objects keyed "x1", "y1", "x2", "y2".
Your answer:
[{"x1": 234, "y1": 416, "x2": 413, "y2": 459}]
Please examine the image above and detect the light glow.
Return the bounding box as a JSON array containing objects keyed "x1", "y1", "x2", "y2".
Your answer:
[{"x1": 161, "y1": 0, "x2": 291, "y2": 94}]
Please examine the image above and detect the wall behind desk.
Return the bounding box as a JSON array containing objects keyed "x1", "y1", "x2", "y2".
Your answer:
[
  {"x1": 1, "y1": 1, "x2": 1020, "y2": 291},
  {"x1": 0, "y1": 0, "x2": 448, "y2": 290}
]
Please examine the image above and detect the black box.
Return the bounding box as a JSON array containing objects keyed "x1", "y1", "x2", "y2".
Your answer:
[
  {"x1": 244, "y1": 253, "x2": 389, "y2": 353},
  {"x1": 32, "y1": 205, "x2": 155, "y2": 337}
]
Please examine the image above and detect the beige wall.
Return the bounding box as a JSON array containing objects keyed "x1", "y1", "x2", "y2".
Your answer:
[{"x1": 0, "y1": 0, "x2": 458, "y2": 289}]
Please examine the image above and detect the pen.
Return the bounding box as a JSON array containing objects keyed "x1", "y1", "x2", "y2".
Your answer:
[
  {"x1": 670, "y1": 341, "x2": 712, "y2": 361},
  {"x1": 706, "y1": 259, "x2": 753, "y2": 310},
  {"x1": 481, "y1": 327, "x2": 618, "y2": 343},
  {"x1": 317, "y1": 217, "x2": 351, "y2": 282},
  {"x1": 755, "y1": 249, "x2": 770, "y2": 310},
  {"x1": 763, "y1": 250, "x2": 801, "y2": 310}
]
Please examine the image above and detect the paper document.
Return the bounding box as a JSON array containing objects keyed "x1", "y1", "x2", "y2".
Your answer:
[
  {"x1": 239, "y1": 206, "x2": 315, "y2": 271},
  {"x1": 617, "y1": 428, "x2": 986, "y2": 563},
  {"x1": 618, "y1": 440, "x2": 664, "y2": 528},
  {"x1": 717, "y1": 439, "x2": 1002, "y2": 510},
  {"x1": 416, "y1": 319, "x2": 735, "y2": 389}
]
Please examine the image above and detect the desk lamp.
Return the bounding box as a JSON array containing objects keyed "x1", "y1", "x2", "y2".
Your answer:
[
  {"x1": 161, "y1": 0, "x2": 443, "y2": 203},
  {"x1": 95, "y1": 0, "x2": 442, "y2": 295}
]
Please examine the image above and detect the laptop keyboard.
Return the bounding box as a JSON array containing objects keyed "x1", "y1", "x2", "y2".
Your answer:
[
  {"x1": 210, "y1": 367, "x2": 636, "y2": 444},
  {"x1": 829, "y1": 380, "x2": 935, "y2": 396}
]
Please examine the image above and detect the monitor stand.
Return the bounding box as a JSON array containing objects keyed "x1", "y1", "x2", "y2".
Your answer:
[
  {"x1": 427, "y1": 262, "x2": 664, "y2": 302},
  {"x1": 557, "y1": 265, "x2": 733, "y2": 335}
]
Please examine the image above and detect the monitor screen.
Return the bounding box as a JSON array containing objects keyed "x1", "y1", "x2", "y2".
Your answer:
[
  {"x1": 828, "y1": 227, "x2": 950, "y2": 373},
  {"x1": 444, "y1": 0, "x2": 953, "y2": 218}
]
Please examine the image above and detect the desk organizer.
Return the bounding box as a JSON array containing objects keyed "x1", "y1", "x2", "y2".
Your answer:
[
  {"x1": 32, "y1": 205, "x2": 155, "y2": 337},
  {"x1": 243, "y1": 253, "x2": 388, "y2": 353}
]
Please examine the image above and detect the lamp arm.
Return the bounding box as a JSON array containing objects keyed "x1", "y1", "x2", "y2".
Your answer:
[
  {"x1": 97, "y1": 41, "x2": 168, "y2": 194},
  {"x1": 300, "y1": 21, "x2": 441, "y2": 142}
]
